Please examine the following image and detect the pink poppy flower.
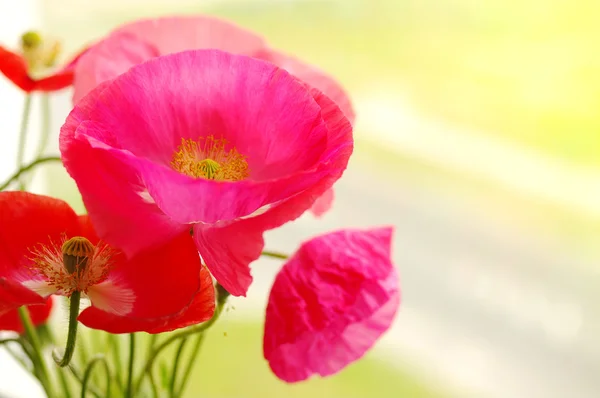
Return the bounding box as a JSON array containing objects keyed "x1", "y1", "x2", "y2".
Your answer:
[
  {"x1": 263, "y1": 227, "x2": 400, "y2": 382},
  {"x1": 70, "y1": 15, "x2": 355, "y2": 217},
  {"x1": 0, "y1": 299, "x2": 53, "y2": 333},
  {"x1": 0, "y1": 191, "x2": 215, "y2": 334},
  {"x1": 60, "y1": 49, "x2": 353, "y2": 297}
]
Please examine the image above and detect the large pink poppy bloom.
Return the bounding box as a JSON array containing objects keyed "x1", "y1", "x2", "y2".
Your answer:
[
  {"x1": 264, "y1": 227, "x2": 400, "y2": 382},
  {"x1": 60, "y1": 49, "x2": 353, "y2": 297},
  {"x1": 70, "y1": 15, "x2": 354, "y2": 217}
]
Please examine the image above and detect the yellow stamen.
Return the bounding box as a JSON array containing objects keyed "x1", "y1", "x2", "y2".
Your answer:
[{"x1": 171, "y1": 135, "x2": 249, "y2": 181}]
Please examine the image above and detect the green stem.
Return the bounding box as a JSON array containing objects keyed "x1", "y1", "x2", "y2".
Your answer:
[
  {"x1": 57, "y1": 366, "x2": 73, "y2": 398},
  {"x1": 16, "y1": 94, "x2": 32, "y2": 190},
  {"x1": 134, "y1": 296, "x2": 226, "y2": 392},
  {"x1": 54, "y1": 291, "x2": 81, "y2": 367},
  {"x1": 81, "y1": 355, "x2": 111, "y2": 398},
  {"x1": 0, "y1": 156, "x2": 61, "y2": 191},
  {"x1": 126, "y1": 333, "x2": 136, "y2": 398},
  {"x1": 174, "y1": 333, "x2": 206, "y2": 398},
  {"x1": 261, "y1": 250, "x2": 289, "y2": 260},
  {"x1": 108, "y1": 333, "x2": 124, "y2": 394},
  {"x1": 18, "y1": 306, "x2": 54, "y2": 397},
  {"x1": 68, "y1": 365, "x2": 103, "y2": 398},
  {"x1": 169, "y1": 339, "x2": 189, "y2": 397}
]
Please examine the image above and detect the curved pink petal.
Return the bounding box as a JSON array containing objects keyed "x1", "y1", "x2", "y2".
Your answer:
[
  {"x1": 72, "y1": 16, "x2": 266, "y2": 103},
  {"x1": 310, "y1": 188, "x2": 334, "y2": 217},
  {"x1": 72, "y1": 32, "x2": 158, "y2": 103},
  {"x1": 264, "y1": 227, "x2": 400, "y2": 382},
  {"x1": 255, "y1": 49, "x2": 355, "y2": 124},
  {"x1": 64, "y1": 50, "x2": 339, "y2": 227},
  {"x1": 192, "y1": 87, "x2": 353, "y2": 296},
  {"x1": 61, "y1": 84, "x2": 186, "y2": 256}
]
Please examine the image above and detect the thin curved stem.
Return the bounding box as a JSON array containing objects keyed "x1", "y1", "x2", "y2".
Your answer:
[
  {"x1": 81, "y1": 355, "x2": 111, "y2": 398},
  {"x1": 54, "y1": 291, "x2": 81, "y2": 367},
  {"x1": 174, "y1": 333, "x2": 206, "y2": 398},
  {"x1": 0, "y1": 156, "x2": 61, "y2": 191},
  {"x1": 125, "y1": 333, "x2": 136, "y2": 398},
  {"x1": 134, "y1": 298, "x2": 225, "y2": 392},
  {"x1": 16, "y1": 94, "x2": 32, "y2": 190},
  {"x1": 107, "y1": 333, "x2": 124, "y2": 394},
  {"x1": 169, "y1": 338, "x2": 188, "y2": 397},
  {"x1": 18, "y1": 306, "x2": 55, "y2": 397},
  {"x1": 68, "y1": 365, "x2": 102, "y2": 398},
  {"x1": 261, "y1": 250, "x2": 289, "y2": 260}
]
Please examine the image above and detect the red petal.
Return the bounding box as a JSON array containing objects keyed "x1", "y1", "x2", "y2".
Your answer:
[
  {"x1": 0, "y1": 278, "x2": 47, "y2": 316},
  {"x1": 0, "y1": 192, "x2": 81, "y2": 281},
  {"x1": 78, "y1": 232, "x2": 204, "y2": 332},
  {"x1": 34, "y1": 70, "x2": 74, "y2": 92},
  {"x1": 0, "y1": 298, "x2": 53, "y2": 333},
  {"x1": 0, "y1": 46, "x2": 35, "y2": 92},
  {"x1": 78, "y1": 266, "x2": 214, "y2": 334}
]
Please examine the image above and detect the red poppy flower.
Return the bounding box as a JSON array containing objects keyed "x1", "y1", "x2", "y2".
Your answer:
[
  {"x1": 0, "y1": 40, "x2": 84, "y2": 93},
  {"x1": 0, "y1": 191, "x2": 215, "y2": 334},
  {"x1": 0, "y1": 299, "x2": 53, "y2": 333}
]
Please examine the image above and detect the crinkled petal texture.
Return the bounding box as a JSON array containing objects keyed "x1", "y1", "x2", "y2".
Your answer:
[
  {"x1": 60, "y1": 49, "x2": 353, "y2": 297},
  {"x1": 0, "y1": 299, "x2": 53, "y2": 333},
  {"x1": 0, "y1": 46, "x2": 75, "y2": 93},
  {"x1": 72, "y1": 15, "x2": 266, "y2": 102},
  {"x1": 264, "y1": 227, "x2": 400, "y2": 383},
  {"x1": 0, "y1": 192, "x2": 213, "y2": 334}
]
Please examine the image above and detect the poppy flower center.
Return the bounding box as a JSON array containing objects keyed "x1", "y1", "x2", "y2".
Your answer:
[
  {"x1": 27, "y1": 236, "x2": 114, "y2": 297},
  {"x1": 171, "y1": 135, "x2": 249, "y2": 181}
]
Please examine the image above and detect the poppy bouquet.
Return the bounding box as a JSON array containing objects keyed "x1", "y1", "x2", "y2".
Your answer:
[{"x1": 0, "y1": 15, "x2": 400, "y2": 398}]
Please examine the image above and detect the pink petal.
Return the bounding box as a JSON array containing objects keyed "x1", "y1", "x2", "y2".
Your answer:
[
  {"x1": 191, "y1": 87, "x2": 353, "y2": 296},
  {"x1": 61, "y1": 84, "x2": 186, "y2": 256},
  {"x1": 310, "y1": 188, "x2": 334, "y2": 217},
  {"x1": 255, "y1": 49, "x2": 356, "y2": 124},
  {"x1": 117, "y1": 16, "x2": 265, "y2": 55},
  {"x1": 264, "y1": 227, "x2": 400, "y2": 382},
  {"x1": 72, "y1": 16, "x2": 265, "y2": 103},
  {"x1": 72, "y1": 32, "x2": 158, "y2": 103},
  {"x1": 65, "y1": 50, "x2": 337, "y2": 225}
]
